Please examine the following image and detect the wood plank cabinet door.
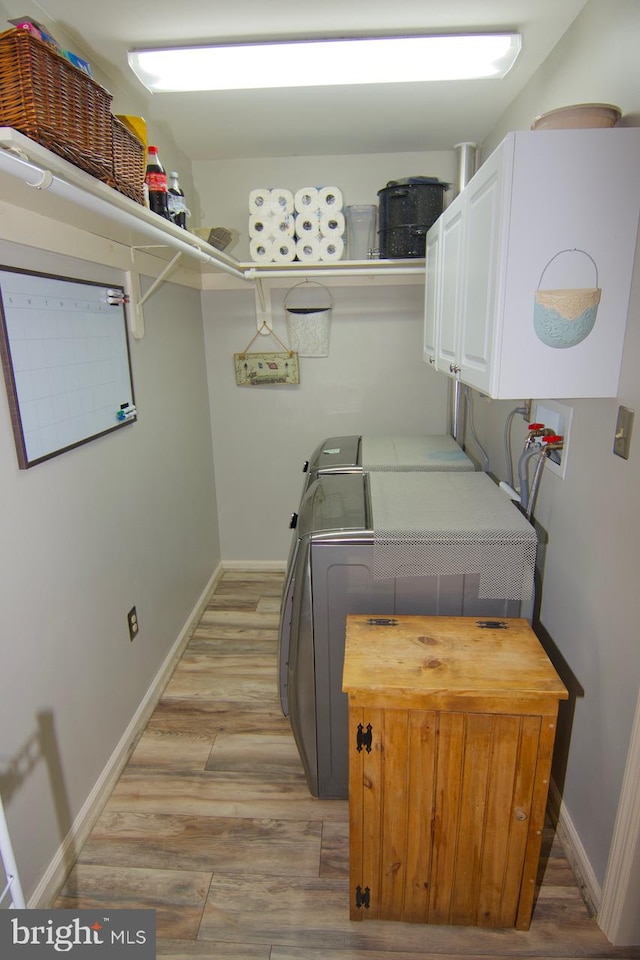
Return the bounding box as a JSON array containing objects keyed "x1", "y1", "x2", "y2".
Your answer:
[{"x1": 348, "y1": 704, "x2": 555, "y2": 929}]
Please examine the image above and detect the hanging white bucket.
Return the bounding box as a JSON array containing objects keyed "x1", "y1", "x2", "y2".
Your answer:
[
  {"x1": 533, "y1": 248, "x2": 601, "y2": 348},
  {"x1": 285, "y1": 281, "x2": 333, "y2": 357}
]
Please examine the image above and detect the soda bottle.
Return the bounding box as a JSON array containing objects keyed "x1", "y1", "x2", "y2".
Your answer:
[
  {"x1": 167, "y1": 171, "x2": 188, "y2": 229},
  {"x1": 145, "y1": 145, "x2": 169, "y2": 219}
]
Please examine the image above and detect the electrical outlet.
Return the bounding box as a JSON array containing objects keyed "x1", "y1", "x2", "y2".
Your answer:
[
  {"x1": 531, "y1": 400, "x2": 573, "y2": 478},
  {"x1": 127, "y1": 606, "x2": 139, "y2": 642}
]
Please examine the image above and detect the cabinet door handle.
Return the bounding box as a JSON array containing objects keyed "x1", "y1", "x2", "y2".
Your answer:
[{"x1": 429, "y1": 355, "x2": 435, "y2": 365}]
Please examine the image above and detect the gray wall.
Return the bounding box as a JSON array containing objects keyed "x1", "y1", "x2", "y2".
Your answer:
[
  {"x1": 192, "y1": 151, "x2": 456, "y2": 261},
  {"x1": 0, "y1": 243, "x2": 220, "y2": 902},
  {"x1": 198, "y1": 149, "x2": 455, "y2": 562},
  {"x1": 203, "y1": 283, "x2": 449, "y2": 561},
  {"x1": 475, "y1": 0, "x2": 640, "y2": 892}
]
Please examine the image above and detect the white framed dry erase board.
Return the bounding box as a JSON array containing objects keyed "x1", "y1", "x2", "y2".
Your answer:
[{"x1": 0, "y1": 266, "x2": 136, "y2": 469}]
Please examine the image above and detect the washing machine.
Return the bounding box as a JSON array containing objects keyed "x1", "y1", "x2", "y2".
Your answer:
[
  {"x1": 285, "y1": 470, "x2": 537, "y2": 799},
  {"x1": 279, "y1": 434, "x2": 475, "y2": 718},
  {"x1": 299, "y1": 433, "x2": 474, "y2": 497}
]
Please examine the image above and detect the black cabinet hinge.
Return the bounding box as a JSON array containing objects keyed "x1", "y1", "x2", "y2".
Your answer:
[
  {"x1": 356, "y1": 722, "x2": 373, "y2": 753},
  {"x1": 355, "y1": 885, "x2": 371, "y2": 910}
]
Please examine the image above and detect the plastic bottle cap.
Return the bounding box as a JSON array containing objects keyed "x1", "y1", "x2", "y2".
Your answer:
[{"x1": 169, "y1": 171, "x2": 178, "y2": 178}]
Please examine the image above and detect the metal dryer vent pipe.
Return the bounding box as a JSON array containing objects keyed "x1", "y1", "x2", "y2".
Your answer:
[
  {"x1": 453, "y1": 142, "x2": 477, "y2": 198},
  {"x1": 450, "y1": 142, "x2": 478, "y2": 445}
]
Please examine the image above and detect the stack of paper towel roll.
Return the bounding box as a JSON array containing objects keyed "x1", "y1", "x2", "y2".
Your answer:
[{"x1": 248, "y1": 186, "x2": 344, "y2": 263}]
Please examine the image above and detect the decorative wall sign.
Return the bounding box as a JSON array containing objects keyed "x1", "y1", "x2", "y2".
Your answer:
[
  {"x1": 234, "y1": 323, "x2": 299, "y2": 385},
  {"x1": 234, "y1": 350, "x2": 299, "y2": 385}
]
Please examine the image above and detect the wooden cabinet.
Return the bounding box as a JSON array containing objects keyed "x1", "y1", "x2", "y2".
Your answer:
[
  {"x1": 423, "y1": 128, "x2": 640, "y2": 398},
  {"x1": 343, "y1": 614, "x2": 568, "y2": 930}
]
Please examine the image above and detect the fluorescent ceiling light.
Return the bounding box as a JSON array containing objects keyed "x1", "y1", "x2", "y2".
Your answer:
[{"x1": 128, "y1": 33, "x2": 521, "y2": 93}]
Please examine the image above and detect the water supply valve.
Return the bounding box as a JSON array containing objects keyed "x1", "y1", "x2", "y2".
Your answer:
[
  {"x1": 526, "y1": 423, "x2": 557, "y2": 448},
  {"x1": 525, "y1": 422, "x2": 546, "y2": 448}
]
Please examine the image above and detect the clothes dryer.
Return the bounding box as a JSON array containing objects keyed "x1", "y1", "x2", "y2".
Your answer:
[
  {"x1": 279, "y1": 434, "x2": 474, "y2": 717},
  {"x1": 285, "y1": 470, "x2": 537, "y2": 799}
]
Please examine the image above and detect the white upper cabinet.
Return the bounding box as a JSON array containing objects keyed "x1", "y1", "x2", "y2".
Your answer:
[{"x1": 423, "y1": 129, "x2": 640, "y2": 399}]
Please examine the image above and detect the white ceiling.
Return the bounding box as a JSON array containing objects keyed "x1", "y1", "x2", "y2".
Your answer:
[{"x1": 29, "y1": 0, "x2": 590, "y2": 160}]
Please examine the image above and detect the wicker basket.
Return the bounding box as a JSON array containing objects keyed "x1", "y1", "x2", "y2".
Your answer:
[
  {"x1": 111, "y1": 116, "x2": 145, "y2": 204},
  {"x1": 0, "y1": 28, "x2": 113, "y2": 183}
]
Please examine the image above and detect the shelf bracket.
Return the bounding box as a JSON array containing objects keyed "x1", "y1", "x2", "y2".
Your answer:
[
  {"x1": 139, "y1": 252, "x2": 184, "y2": 307},
  {"x1": 125, "y1": 252, "x2": 184, "y2": 340},
  {"x1": 254, "y1": 278, "x2": 272, "y2": 334},
  {"x1": 125, "y1": 270, "x2": 144, "y2": 340}
]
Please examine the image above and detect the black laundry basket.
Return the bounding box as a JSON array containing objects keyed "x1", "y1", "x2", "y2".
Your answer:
[{"x1": 378, "y1": 177, "x2": 449, "y2": 258}]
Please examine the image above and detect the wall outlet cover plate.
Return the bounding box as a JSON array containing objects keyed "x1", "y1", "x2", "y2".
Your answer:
[{"x1": 613, "y1": 405, "x2": 634, "y2": 460}]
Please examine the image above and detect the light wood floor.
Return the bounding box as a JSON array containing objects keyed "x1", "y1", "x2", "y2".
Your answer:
[{"x1": 56, "y1": 571, "x2": 639, "y2": 959}]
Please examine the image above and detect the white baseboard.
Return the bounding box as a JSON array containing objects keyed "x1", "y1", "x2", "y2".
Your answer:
[
  {"x1": 222, "y1": 559, "x2": 287, "y2": 572},
  {"x1": 547, "y1": 777, "x2": 602, "y2": 915},
  {"x1": 32, "y1": 563, "x2": 224, "y2": 908}
]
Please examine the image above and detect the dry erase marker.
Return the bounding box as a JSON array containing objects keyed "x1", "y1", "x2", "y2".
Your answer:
[{"x1": 117, "y1": 404, "x2": 136, "y2": 421}]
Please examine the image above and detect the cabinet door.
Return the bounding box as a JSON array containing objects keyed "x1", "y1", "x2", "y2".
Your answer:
[
  {"x1": 349, "y1": 705, "x2": 438, "y2": 922},
  {"x1": 349, "y1": 705, "x2": 552, "y2": 928},
  {"x1": 436, "y1": 203, "x2": 465, "y2": 377},
  {"x1": 423, "y1": 219, "x2": 440, "y2": 368},
  {"x1": 457, "y1": 146, "x2": 506, "y2": 393}
]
